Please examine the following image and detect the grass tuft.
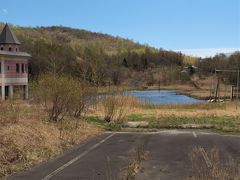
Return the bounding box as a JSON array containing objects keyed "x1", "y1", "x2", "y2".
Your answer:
[{"x1": 125, "y1": 146, "x2": 145, "y2": 180}]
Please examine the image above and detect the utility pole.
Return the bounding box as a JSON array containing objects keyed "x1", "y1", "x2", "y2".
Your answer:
[
  {"x1": 158, "y1": 67, "x2": 161, "y2": 91},
  {"x1": 209, "y1": 71, "x2": 214, "y2": 100},
  {"x1": 214, "y1": 69, "x2": 219, "y2": 101},
  {"x1": 214, "y1": 69, "x2": 240, "y2": 104},
  {"x1": 236, "y1": 70, "x2": 239, "y2": 109}
]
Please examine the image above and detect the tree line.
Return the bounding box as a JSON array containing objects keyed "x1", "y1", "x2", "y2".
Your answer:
[
  {"x1": 196, "y1": 52, "x2": 240, "y2": 84},
  {"x1": 15, "y1": 25, "x2": 186, "y2": 86}
]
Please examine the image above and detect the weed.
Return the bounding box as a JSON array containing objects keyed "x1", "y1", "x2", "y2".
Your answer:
[
  {"x1": 188, "y1": 146, "x2": 240, "y2": 180},
  {"x1": 125, "y1": 146, "x2": 145, "y2": 180}
]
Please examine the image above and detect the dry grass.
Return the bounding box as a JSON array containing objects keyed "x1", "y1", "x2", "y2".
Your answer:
[
  {"x1": 125, "y1": 146, "x2": 145, "y2": 180},
  {"x1": 91, "y1": 95, "x2": 142, "y2": 122},
  {"x1": 101, "y1": 95, "x2": 127, "y2": 123},
  {"x1": 128, "y1": 102, "x2": 240, "y2": 118},
  {"x1": 188, "y1": 146, "x2": 240, "y2": 180},
  {"x1": 0, "y1": 101, "x2": 102, "y2": 178},
  {"x1": 89, "y1": 96, "x2": 240, "y2": 133},
  {"x1": 123, "y1": 101, "x2": 240, "y2": 133}
]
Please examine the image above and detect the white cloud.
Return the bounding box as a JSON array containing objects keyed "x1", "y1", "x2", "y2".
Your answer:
[
  {"x1": 175, "y1": 48, "x2": 240, "y2": 58},
  {"x1": 2, "y1": 9, "x2": 8, "y2": 14}
]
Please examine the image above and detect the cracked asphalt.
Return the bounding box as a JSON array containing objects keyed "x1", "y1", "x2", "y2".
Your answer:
[{"x1": 9, "y1": 130, "x2": 240, "y2": 180}]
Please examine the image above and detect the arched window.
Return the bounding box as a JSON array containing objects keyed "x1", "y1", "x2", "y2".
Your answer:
[{"x1": 9, "y1": 47, "x2": 12, "y2": 51}]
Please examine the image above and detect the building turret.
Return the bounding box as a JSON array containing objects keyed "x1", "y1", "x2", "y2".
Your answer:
[
  {"x1": 0, "y1": 24, "x2": 21, "y2": 52},
  {"x1": 0, "y1": 23, "x2": 31, "y2": 100}
]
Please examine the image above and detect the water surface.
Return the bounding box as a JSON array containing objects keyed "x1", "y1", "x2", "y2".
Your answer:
[{"x1": 125, "y1": 90, "x2": 205, "y2": 105}]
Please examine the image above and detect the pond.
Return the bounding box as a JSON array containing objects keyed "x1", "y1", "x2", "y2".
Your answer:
[{"x1": 125, "y1": 90, "x2": 205, "y2": 105}]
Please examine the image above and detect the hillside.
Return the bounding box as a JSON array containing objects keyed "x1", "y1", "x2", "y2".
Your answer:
[
  {"x1": 1, "y1": 23, "x2": 239, "y2": 89},
  {"x1": 0, "y1": 23, "x2": 149, "y2": 55},
  {"x1": 0, "y1": 23, "x2": 189, "y2": 87}
]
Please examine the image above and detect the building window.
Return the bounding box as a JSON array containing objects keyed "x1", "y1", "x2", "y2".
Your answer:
[
  {"x1": 0, "y1": 47, "x2": 3, "y2": 51},
  {"x1": 7, "y1": 66, "x2": 10, "y2": 71},
  {"x1": 0, "y1": 63, "x2": 1, "y2": 73},
  {"x1": 21, "y1": 64, "x2": 24, "y2": 73},
  {"x1": 16, "y1": 64, "x2": 20, "y2": 73},
  {"x1": 9, "y1": 47, "x2": 12, "y2": 51},
  {"x1": 25, "y1": 64, "x2": 28, "y2": 73},
  {"x1": 16, "y1": 48, "x2": 18, "y2": 52}
]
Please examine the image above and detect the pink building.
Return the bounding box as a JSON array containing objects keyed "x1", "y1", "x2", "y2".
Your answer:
[{"x1": 0, "y1": 24, "x2": 31, "y2": 100}]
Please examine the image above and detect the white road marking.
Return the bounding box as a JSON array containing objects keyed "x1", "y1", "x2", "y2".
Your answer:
[
  {"x1": 198, "y1": 132, "x2": 240, "y2": 138},
  {"x1": 107, "y1": 130, "x2": 240, "y2": 138},
  {"x1": 192, "y1": 131, "x2": 197, "y2": 138},
  {"x1": 108, "y1": 130, "x2": 193, "y2": 135},
  {"x1": 199, "y1": 147, "x2": 212, "y2": 168},
  {"x1": 41, "y1": 133, "x2": 115, "y2": 180}
]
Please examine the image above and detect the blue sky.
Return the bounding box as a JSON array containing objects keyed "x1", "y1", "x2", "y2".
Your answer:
[{"x1": 1, "y1": 0, "x2": 239, "y2": 57}]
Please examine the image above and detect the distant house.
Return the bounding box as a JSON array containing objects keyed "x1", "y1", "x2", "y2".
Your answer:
[{"x1": 0, "y1": 24, "x2": 31, "y2": 100}]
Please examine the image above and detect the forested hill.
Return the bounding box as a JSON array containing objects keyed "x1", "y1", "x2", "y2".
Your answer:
[
  {"x1": 0, "y1": 23, "x2": 151, "y2": 55},
  {"x1": 0, "y1": 23, "x2": 195, "y2": 86}
]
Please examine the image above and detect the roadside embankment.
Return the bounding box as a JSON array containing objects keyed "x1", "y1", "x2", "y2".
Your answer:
[{"x1": 0, "y1": 101, "x2": 102, "y2": 178}]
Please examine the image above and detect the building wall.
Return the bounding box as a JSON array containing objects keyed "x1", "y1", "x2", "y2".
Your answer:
[
  {"x1": 0, "y1": 44, "x2": 19, "y2": 52},
  {"x1": 4, "y1": 78, "x2": 28, "y2": 86},
  {"x1": 4, "y1": 60, "x2": 28, "y2": 78},
  {"x1": 0, "y1": 58, "x2": 28, "y2": 86}
]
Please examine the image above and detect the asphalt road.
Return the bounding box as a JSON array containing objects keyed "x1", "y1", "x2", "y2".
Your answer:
[{"x1": 9, "y1": 130, "x2": 240, "y2": 180}]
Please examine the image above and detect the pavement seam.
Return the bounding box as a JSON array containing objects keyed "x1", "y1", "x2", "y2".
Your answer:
[{"x1": 41, "y1": 133, "x2": 115, "y2": 180}]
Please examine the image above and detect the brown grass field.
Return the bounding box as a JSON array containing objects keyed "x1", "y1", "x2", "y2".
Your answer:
[
  {"x1": 1, "y1": 83, "x2": 240, "y2": 177},
  {"x1": 0, "y1": 101, "x2": 102, "y2": 177}
]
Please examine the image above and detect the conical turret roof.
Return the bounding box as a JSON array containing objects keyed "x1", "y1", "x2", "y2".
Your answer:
[{"x1": 0, "y1": 24, "x2": 21, "y2": 45}]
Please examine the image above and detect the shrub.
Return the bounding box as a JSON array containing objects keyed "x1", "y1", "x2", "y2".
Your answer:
[
  {"x1": 101, "y1": 95, "x2": 128, "y2": 124},
  {"x1": 68, "y1": 81, "x2": 97, "y2": 118},
  {"x1": 67, "y1": 81, "x2": 97, "y2": 128},
  {"x1": 33, "y1": 74, "x2": 79, "y2": 122},
  {"x1": 33, "y1": 73, "x2": 97, "y2": 124}
]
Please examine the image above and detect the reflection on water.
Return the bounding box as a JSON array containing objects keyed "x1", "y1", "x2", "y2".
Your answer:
[{"x1": 125, "y1": 90, "x2": 205, "y2": 105}]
